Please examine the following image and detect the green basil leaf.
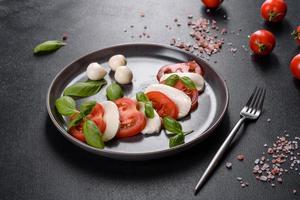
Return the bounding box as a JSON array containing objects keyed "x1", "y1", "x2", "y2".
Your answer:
[
  {"x1": 169, "y1": 132, "x2": 185, "y2": 148},
  {"x1": 180, "y1": 76, "x2": 196, "y2": 90},
  {"x1": 68, "y1": 113, "x2": 84, "y2": 130},
  {"x1": 106, "y1": 83, "x2": 124, "y2": 100},
  {"x1": 136, "y1": 92, "x2": 149, "y2": 103},
  {"x1": 55, "y1": 96, "x2": 78, "y2": 116},
  {"x1": 63, "y1": 79, "x2": 107, "y2": 97},
  {"x1": 80, "y1": 101, "x2": 96, "y2": 116},
  {"x1": 33, "y1": 40, "x2": 66, "y2": 54},
  {"x1": 164, "y1": 74, "x2": 179, "y2": 87},
  {"x1": 83, "y1": 119, "x2": 104, "y2": 149},
  {"x1": 163, "y1": 116, "x2": 183, "y2": 135},
  {"x1": 144, "y1": 101, "x2": 154, "y2": 119}
]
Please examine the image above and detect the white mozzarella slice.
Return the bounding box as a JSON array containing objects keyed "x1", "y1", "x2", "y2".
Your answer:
[
  {"x1": 160, "y1": 72, "x2": 205, "y2": 92},
  {"x1": 137, "y1": 102, "x2": 161, "y2": 134},
  {"x1": 145, "y1": 84, "x2": 191, "y2": 118},
  {"x1": 100, "y1": 101, "x2": 120, "y2": 142}
]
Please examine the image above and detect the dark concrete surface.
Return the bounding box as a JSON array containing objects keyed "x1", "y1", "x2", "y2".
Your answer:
[{"x1": 0, "y1": 0, "x2": 299, "y2": 199}]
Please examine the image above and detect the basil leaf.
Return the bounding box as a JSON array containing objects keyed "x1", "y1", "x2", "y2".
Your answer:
[
  {"x1": 144, "y1": 102, "x2": 154, "y2": 119},
  {"x1": 68, "y1": 113, "x2": 84, "y2": 130},
  {"x1": 83, "y1": 119, "x2": 104, "y2": 149},
  {"x1": 136, "y1": 92, "x2": 149, "y2": 103},
  {"x1": 80, "y1": 101, "x2": 96, "y2": 116},
  {"x1": 163, "y1": 116, "x2": 183, "y2": 135},
  {"x1": 169, "y1": 132, "x2": 185, "y2": 148},
  {"x1": 63, "y1": 79, "x2": 107, "y2": 97},
  {"x1": 106, "y1": 83, "x2": 124, "y2": 100},
  {"x1": 180, "y1": 76, "x2": 196, "y2": 90},
  {"x1": 55, "y1": 96, "x2": 78, "y2": 116},
  {"x1": 33, "y1": 40, "x2": 66, "y2": 54},
  {"x1": 164, "y1": 74, "x2": 179, "y2": 87}
]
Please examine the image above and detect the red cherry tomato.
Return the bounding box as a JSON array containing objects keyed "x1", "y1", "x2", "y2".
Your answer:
[
  {"x1": 290, "y1": 54, "x2": 300, "y2": 80},
  {"x1": 291, "y1": 26, "x2": 300, "y2": 45},
  {"x1": 114, "y1": 98, "x2": 146, "y2": 138},
  {"x1": 146, "y1": 91, "x2": 179, "y2": 119},
  {"x1": 201, "y1": 0, "x2": 223, "y2": 9},
  {"x1": 261, "y1": 0, "x2": 287, "y2": 22},
  {"x1": 161, "y1": 79, "x2": 199, "y2": 111},
  {"x1": 156, "y1": 61, "x2": 204, "y2": 81},
  {"x1": 69, "y1": 103, "x2": 106, "y2": 142},
  {"x1": 249, "y1": 30, "x2": 276, "y2": 56}
]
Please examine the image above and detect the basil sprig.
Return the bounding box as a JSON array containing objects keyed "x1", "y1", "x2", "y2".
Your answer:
[
  {"x1": 136, "y1": 92, "x2": 154, "y2": 119},
  {"x1": 83, "y1": 119, "x2": 104, "y2": 149},
  {"x1": 33, "y1": 40, "x2": 66, "y2": 54},
  {"x1": 106, "y1": 83, "x2": 124, "y2": 100},
  {"x1": 63, "y1": 79, "x2": 107, "y2": 97},
  {"x1": 163, "y1": 116, "x2": 193, "y2": 148},
  {"x1": 55, "y1": 96, "x2": 78, "y2": 116},
  {"x1": 164, "y1": 75, "x2": 196, "y2": 90}
]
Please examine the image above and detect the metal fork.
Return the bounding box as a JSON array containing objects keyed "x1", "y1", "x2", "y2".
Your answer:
[{"x1": 194, "y1": 87, "x2": 266, "y2": 195}]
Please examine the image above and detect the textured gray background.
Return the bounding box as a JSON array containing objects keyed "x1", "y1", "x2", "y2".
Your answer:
[{"x1": 0, "y1": 0, "x2": 299, "y2": 199}]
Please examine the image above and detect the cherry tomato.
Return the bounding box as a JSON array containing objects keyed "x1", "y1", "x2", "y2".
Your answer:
[
  {"x1": 290, "y1": 54, "x2": 300, "y2": 80},
  {"x1": 291, "y1": 26, "x2": 300, "y2": 45},
  {"x1": 161, "y1": 80, "x2": 199, "y2": 111},
  {"x1": 146, "y1": 91, "x2": 179, "y2": 119},
  {"x1": 157, "y1": 61, "x2": 204, "y2": 81},
  {"x1": 261, "y1": 0, "x2": 287, "y2": 22},
  {"x1": 114, "y1": 98, "x2": 146, "y2": 138},
  {"x1": 69, "y1": 103, "x2": 106, "y2": 142},
  {"x1": 249, "y1": 30, "x2": 276, "y2": 56},
  {"x1": 201, "y1": 0, "x2": 223, "y2": 9}
]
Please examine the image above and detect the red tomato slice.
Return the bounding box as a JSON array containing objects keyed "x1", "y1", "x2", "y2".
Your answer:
[
  {"x1": 174, "y1": 80, "x2": 199, "y2": 111},
  {"x1": 156, "y1": 61, "x2": 204, "y2": 81},
  {"x1": 146, "y1": 91, "x2": 179, "y2": 119},
  {"x1": 69, "y1": 103, "x2": 106, "y2": 142},
  {"x1": 114, "y1": 98, "x2": 146, "y2": 138}
]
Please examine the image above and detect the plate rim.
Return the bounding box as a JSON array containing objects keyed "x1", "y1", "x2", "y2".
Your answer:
[{"x1": 46, "y1": 42, "x2": 229, "y2": 159}]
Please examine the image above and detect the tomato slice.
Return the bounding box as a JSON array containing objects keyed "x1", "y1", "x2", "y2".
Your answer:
[
  {"x1": 146, "y1": 91, "x2": 179, "y2": 119},
  {"x1": 69, "y1": 103, "x2": 106, "y2": 142},
  {"x1": 115, "y1": 98, "x2": 146, "y2": 138},
  {"x1": 156, "y1": 61, "x2": 204, "y2": 81},
  {"x1": 174, "y1": 80, "x2": 199, "y2": 111}
]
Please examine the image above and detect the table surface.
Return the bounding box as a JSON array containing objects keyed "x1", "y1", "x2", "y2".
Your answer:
[{"x1": 0, "y1": 0, "x2": 299, "y2": 199}]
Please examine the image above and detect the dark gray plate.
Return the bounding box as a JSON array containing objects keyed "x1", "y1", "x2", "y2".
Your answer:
[{"x1": 47, "y1": 43, "x2": 228, "y2": 160}]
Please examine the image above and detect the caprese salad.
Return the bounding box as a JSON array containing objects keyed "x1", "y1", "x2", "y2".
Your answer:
[{"x1": 55, "y1": 55, "x2": 205, "y2": 149}]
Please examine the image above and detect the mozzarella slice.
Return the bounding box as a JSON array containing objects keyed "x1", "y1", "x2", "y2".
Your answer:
[
  {"x1": 137, "y1": 102, "x2": 161, "y2": 134},
  {"x1": 160, "y1": 72, "x2": 205, "y2": 92},
  {"x1": 100, "y1": 101, "x2": 120, "y2": 142},
  {"x1": 145, "y1": 84, "x2": 192, "y2": 118}
]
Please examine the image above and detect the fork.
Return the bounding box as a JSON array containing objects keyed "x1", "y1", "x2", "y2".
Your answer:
[{"x1": 194, "y1": 87, "x2": 266, "y2": 195}]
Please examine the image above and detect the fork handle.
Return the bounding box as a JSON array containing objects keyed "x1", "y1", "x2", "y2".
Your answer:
[{"x1": 194, "y1": 116, "x2": 246, "y2": 194}]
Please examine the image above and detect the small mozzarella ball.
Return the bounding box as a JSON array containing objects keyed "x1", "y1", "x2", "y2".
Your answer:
[
  {"x1": 108, "y1": 54, "x2": 127, "y2": 71},
  {"x1": 86, "y1": 62, "x2": 107, "y2": 80},
  {"x1": 114, "y1": 66, "x2": 133, "y2": 84}
]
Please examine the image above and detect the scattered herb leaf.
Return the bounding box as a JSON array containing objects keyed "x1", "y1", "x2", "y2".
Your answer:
[
  {"x1": 55, "y1": 96, "x2": 78, "y2": 116},
  {"x1": 83, "y1": 119, "x2": 104, "y2": 149},
  {"x1": 63, "y1": 79, "x2": 107, "y2": 97},
  {"x1": 136, "y1": 92, "x2": 149, "y2": 103},
  {"x1": 164, "y1": 74, "x2": 180, "y2": 87},
  {"x1": 33, "y1": 40, "x2": 66, "y2": 54},
  {"x1": 169, "y1": 132, "x2": 185, "y2": 148},
  {"x1": 106, "y1": 83, "x2": 124, "y2": 100},
  {"x1": 163, "y1": 116, "x2": 183, "y2": 135},
  {"x1": 68, "y1": 113, "x2": 84, "y2": 130},
  {"x1": 180, "y1": 76, "x2": 196, "y2": 89},
  {"x1": 80, "y1": 101, "x2": 96, "y2": 116},
  {"x1": 144, "y1": 101, "x2": 154, "y2": 118}
]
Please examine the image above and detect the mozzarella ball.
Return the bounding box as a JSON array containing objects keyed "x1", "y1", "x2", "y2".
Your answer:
[
  {"x1": 114, "y1": 65, "x2": 133, "y2": 84},
  {"x1": 86, "y1": 62, "x2": 107, "y2": 80},
  {"x1": 108, "y1": 54, "x2": 127, "y2": 71}
]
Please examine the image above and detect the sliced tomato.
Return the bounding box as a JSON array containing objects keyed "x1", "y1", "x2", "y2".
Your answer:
[
  {"x1": 156, "y1": 61, "x2": 204, "y2": 81},
  {"x1": 146, "y1": 91, "x2": 179, "y2": 119},
  {"x1": 115, "y1": 98, "x2": 146, "y2": 138},
  {"x1": 174, "y1": 80, "x2": 198, "y2": 111},
  {"x1": 69, "y1": 103, "x2": 106, "y2": 142}
]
